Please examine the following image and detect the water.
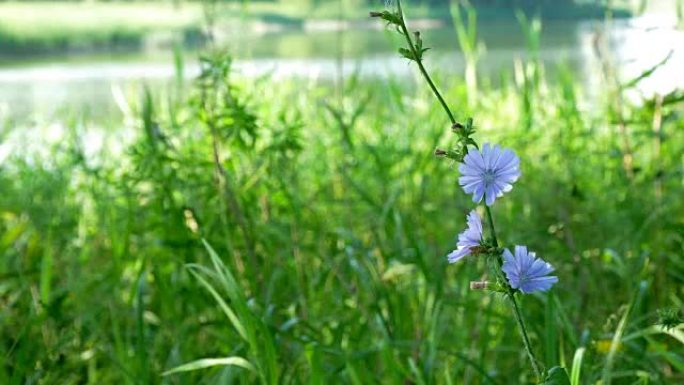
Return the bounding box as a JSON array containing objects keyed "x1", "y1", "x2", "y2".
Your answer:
[{"x1": 0, "y1": 16, "x2": 683, "y2": 122}]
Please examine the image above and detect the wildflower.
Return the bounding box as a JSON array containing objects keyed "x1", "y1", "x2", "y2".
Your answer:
[
  {"x1": 502, "y1": 246, "x2": 558, "y2": 293},
  {"x1": 458, "y1": 143, "x2": 520, "y2": 206},
  {"x1": 447, "y1": 210, "x2": 483, "y2": 263},
  {"x1": 595, "y1": 339, "x2": 623, "y2": 354}
]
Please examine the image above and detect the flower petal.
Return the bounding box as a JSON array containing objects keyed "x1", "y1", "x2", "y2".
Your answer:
[
  {"x1": 502, "y1": 246, "x2": 558, "y2": 294},
  {"x1": 447, "y1": 247, "x2": 471, "y2": 263},
  {"x1": 458, "y1": 143, "x2": 520, "y2": 205}
]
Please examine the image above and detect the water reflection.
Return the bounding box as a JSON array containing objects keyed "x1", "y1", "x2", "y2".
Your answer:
[{"x1": 0, "y1": 16, "x2": 682, "y2": 121}]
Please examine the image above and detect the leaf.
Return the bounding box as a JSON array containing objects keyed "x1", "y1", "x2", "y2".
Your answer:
[
  {"x1": 570, "y1": 348, "x2": 585, "y2": 385},
  {"x1": 398, "y1": 47, "x2": 416, "y2": 61},
  {"x1": 622, "y1": 51, "x2": 673, "y2": 89},
  {"x1": 541, "y1": 366, "x2": 570, "y2": 385},
  {"x1": 187, "y1": 266, "x2": 249, "y2": 342},
  {"x1": 162, "y1": 357, "x2": 255, "y2": 376},
  {"x1": 372, "y1": 10, "x2": 402, "y2": 27}
]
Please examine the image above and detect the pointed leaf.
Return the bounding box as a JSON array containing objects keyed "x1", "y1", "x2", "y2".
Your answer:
[
  {"x1": 162, "y1": 357, "x2": 255, "y2": 376},
  {"x1": 541, "y1": 366, "x2": 571, "y2": 385},
  {"x1": 187, "y1": 267, "x2": 248, "y2": 341},
  {"x1": 398, "y1": 47, "x2": 415, "y2": 61}
]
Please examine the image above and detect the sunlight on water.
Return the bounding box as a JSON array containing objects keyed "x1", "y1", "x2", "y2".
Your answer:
[{"x1": 0, "y1": 16, "x2": 683, "y2": 123}]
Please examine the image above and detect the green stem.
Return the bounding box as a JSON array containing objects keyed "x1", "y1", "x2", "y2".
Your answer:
[
  {"x1": 487, "y1": 203, "x2": 542, "y2": 380},
  {"x1": 397, "y1": 0, "x2": 456, "y2": 125},
  {"x1": 510, "y1": 293, "x2": 543, "y2": 380},
  {"x1": 484, "y1": 205, "x2": 498, "y2": 247},
  {"x1": 392, "y1": 1, "x2": 544, "y2": 380}
]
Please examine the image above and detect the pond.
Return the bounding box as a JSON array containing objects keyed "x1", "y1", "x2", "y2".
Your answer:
[{"x1": 0, "y1": 15, "x2": 682, "y2": 122}]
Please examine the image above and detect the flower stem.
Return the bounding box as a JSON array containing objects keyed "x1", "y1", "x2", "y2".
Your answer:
[
  {"x1": 484, "y1": 205, "x2": 498, "y2": 247},
  {"x1": 487, "y1": 203, "x2": 542, "y2": 380},
  {"x1": 509, "y1": 293, "x2": 543, "y2": 380},
  {"x1": 396, "y1": 0, "x2": 456, "y2": 125},
  {"x1": 391, "y1": 2, "x2": 544, "y2": 380}
]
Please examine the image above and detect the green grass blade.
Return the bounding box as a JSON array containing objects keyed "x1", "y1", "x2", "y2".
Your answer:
[
  {"x1": 345, "y1": 363, "x2": 363, "y2": 385},
  {"x1": 601, "y1": 280, "x2": 649, "y2": 385},
  {"x1": 200, "y1": 239, "x2": 279, "y2": 383},
  {"x1": 407, "y1": 358, "x2": 427, "y2": 385},
  {"x1": 570, "y1": 347, "x2": 585, "y2": 385},
  {"x1": 162, "y1": 357, "x2": 255, "y2": 376},
  {"x1": 135, "y1": 271, "x2": 149, "y2": 384},
  {"x1": 305, "y1": 345, "x2": 323, "y2": 385},
  {"x1": 202, "y1": 239, "x2": 244, "y2": 302},
  {"x1": 39, "y1": 241, "x2": 53, "y2": 305},
  {"x1": 622, "y1": 325, "x2": 684, "y2": 345},
  {"x1": 187, "y1": 267, "x2": 248, "y2": 342},
  {"x1": 545, "y1": 292, "x2": 558, "y2": 367}
]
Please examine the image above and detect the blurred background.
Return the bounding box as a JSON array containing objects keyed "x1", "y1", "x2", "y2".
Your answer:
[
  {"x1": 0, "y1": 0, "x2": 682, "y2": 120},
  {"x1": 1, "y1": 1, "x2": 683, "y2": 384}
]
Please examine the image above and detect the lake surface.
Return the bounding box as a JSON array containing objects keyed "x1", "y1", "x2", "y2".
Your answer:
[{"x1": 0, "y1": 15, "x2": 683, "y2": 122}]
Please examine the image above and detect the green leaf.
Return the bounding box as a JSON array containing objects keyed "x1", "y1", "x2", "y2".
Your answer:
[
  {"x1": 398, "y1": 47, "x2": 416, "y2": 61},
  {"x1": 186, "y1": 266, "x2": 249, "y2": 342},
  {"x1": 376, "y1": 10, "x2": 402, "y2": 27},
  {"x1": 622, "y1": 51, "x2": 672, "y2": 90},
  {"x1": 162, "y1": 357, "x2": 255, "y2": 376},
  {"x1": 541, "y1": 366, "x2": 570, "y2": 385},
  {"x1": 570, "y1": 348, "x2": 586, "y2": 385}
]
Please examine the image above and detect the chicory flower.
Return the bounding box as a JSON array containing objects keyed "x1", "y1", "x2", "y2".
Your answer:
[
  {"x1": 502, "y1": 245, "x2": 558, "y2": 293},
  {"x1": 458, "y1": 144, "x2": 520, "y2": 206},
  {"x1": 447, "y1": 210, "x2": 483, "y2": 263}
]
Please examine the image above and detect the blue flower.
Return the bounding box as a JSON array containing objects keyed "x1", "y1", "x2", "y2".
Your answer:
[
  {"x1": 458, "y1": 143, "x2": 520, "y2": 206},
  {"x1": 447, "y1": 210, "x2": 483, "y2": 263},
  {"x1": 502, "y1": 246, "x2": 558, "y2": 294}
]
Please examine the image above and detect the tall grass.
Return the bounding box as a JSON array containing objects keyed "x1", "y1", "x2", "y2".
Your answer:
[{"x1": 1, "y1": 17, "x2": 683, "y2": 385}]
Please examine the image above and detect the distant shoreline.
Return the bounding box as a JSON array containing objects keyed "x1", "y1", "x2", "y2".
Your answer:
[{"x1": 0, "y1": 1, "x2": 630, "y2": 57}]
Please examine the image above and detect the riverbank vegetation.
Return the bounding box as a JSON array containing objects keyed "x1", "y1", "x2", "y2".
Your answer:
[
  {"x1": 1, "y1": 1, "x2": 682, "y2": 384},
  {"x1": 2, "y1": 35, "x2": 683, "y2": 385}
]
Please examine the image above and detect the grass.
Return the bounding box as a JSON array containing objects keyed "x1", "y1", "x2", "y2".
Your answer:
[
  {"x1": 0, "y1": 7, "x2": 682, "y2": 383},
  {"x1": 1, "y1": 48, "x2": 683, "y2": 383}
]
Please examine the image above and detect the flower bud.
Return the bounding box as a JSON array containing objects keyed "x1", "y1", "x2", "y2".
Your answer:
[{"x1": 470, "y1": 281, "x2": 490, "y2": 290}]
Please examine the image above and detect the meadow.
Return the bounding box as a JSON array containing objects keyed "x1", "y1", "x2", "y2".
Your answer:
[{"x1": 1, "y1": 2, "x2": 683, "y2": 384}]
